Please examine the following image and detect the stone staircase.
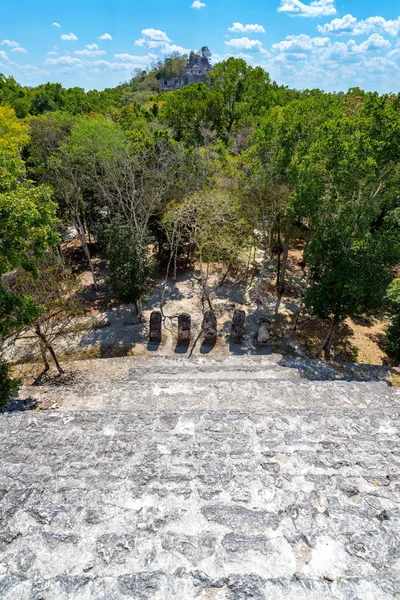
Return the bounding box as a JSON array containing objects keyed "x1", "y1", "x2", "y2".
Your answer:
[{"x1": 0, "y1": 355, "x2": 400, "y2": 599}]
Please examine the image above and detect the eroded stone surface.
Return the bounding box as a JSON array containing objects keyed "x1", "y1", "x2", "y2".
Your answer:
[{"x1": 1, "y1": 355, "x2": 400, "y2": 599}]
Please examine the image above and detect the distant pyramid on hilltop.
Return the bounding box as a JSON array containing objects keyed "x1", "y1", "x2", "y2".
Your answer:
[{"x1": 159, "y1": 52, "x2": 212, "y2": 92}]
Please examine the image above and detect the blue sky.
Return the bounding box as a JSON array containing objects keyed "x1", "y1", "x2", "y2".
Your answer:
[{"x1": 1, "y1": 0, "x2": 400, "y2": 92}]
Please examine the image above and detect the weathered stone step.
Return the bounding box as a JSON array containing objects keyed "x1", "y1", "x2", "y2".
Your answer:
[
  {"x1": 20, "y1": 377, "x2": 400, "y2": 413},
  {"x1": 0, "y1": 400, "x2": 399, "y2": 600},
  {"x1": 126, "y1": 364, "x2": 301, "y2": 381}
]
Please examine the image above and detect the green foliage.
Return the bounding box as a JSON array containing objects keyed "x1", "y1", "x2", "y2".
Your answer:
[
  {"x1": 0, "y1": 185, "x2": 59, "y2": 274},
  {"x1": 0, "y1": 360, "x2": 20, "y2": 410},
  {"x1": 97, "y1": 216, "x2": 151, "y2": 305},
  {"x1": 384, "y1": 314, "x2": 400, "y2": 363},
  {"x1": 384, "y1": 278, "x2": 400, "y2": 363}
]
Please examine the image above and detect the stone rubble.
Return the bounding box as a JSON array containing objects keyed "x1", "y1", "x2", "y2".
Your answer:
[{"x1": 0, "y1": 354, "x2": 399, "y2": 599}]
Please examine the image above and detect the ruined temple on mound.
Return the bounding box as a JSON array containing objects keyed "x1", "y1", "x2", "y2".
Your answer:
[{"x1": 159, "y1": 55, "x2": 212, "y2": 92}]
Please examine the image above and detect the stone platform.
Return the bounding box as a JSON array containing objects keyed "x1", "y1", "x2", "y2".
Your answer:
[{"x1": 0, "y1": 355, "x2": 399, "y2": 599}]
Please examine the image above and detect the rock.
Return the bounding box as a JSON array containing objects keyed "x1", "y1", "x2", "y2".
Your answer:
[
  {"x1": 162, "y1": 531, "x2": 216, "y2": 565},
  {"x1": 230, "y1": 310, "x2": 245, "y2": 343},
  {"x1": 149, "y1": 311, "x2": 162, "y2": 343},
  {"x1": 202, "y1": 310, "x2": 217, "y2": 344},
  {"x1": 178, "y1": 314, "x2": 191, "y2": 345},
  {"x1": 96, "y1": 533, "x2": 135, "y2": 564},
  {"x1": 257, "y1": 318, "x2": 271, "y2": 345}
]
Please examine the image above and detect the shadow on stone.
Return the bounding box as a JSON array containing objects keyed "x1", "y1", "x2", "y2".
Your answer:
[
  {"x1": 174, "y1": 342, "x2": 190, "y2": 354},
  {"x1": 147, "y1": 341, "x2": 161, "y2": 352},
  {"x1": 200, "y1": 339, "x2": 216, "y2": 354}
]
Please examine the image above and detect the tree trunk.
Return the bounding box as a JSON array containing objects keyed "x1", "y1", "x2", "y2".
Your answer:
[
  {"x1": 173, "y1": 247, "x2": 178, "y2": 282},
  {"x1": 218, "y1": 264, "x2": 231, "y2": 287},
  {"x1": 35, "y1": 324, "x2": 64, "y2": 375},
  {"x1": 39, "y1": 340, "x2": 50, "y2": 372},
  {"x1": 75, "y1": 215, "x2": 97, "y2": 289},
  {"x1": 322, "y1": 322, "x2": 337, "y2": 360},
  {"x1": 276, "y1": 219, "x2": 281, "y2": 288},
  {"x1": 135, "y1": 299, "x2": 143, "y2": 321},
  {"x1": 278, "y1": 239, "x2": 290, "y2": 296},
  {"x1": 292, "y1": 270, "x2": 311, "y2": 331},
  {"x1": 184, "y1": 243, "x2": 192, "y2": 271}
]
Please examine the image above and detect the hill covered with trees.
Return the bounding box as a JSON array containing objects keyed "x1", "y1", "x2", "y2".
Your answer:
[{"x1": 1, "y1": 53, "x2": 399, "y2": 403}]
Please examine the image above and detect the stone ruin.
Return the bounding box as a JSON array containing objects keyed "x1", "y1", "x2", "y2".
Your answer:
[
  {"x1": 159, "y1": 54, "x2": 212, "y2": 92},
  {"x1": 178, "y1": 313, "x2": 191, "y2": 345},
  {"x1": 257, "y1": 317, "x2": 272, "y2": 345},
  {"x1": 149, "y1": 311, "x2": 162, "y2": 342},
  {"x1": 148, "y1": 310, "x2": 275, "y2": 347},
  {"x1": 202, "y1": 309, "x2": 218, "y2": 344},
  {"x1": 230, "y1": 309, "x2": 246, "y2": 343},
  {"x1": 2, "y1": 353, "x2": 400, "y2": 599}
]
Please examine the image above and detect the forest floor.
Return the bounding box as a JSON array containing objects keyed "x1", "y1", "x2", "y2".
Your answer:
[{"x1": 7, "y1": 235, "x2": 395, "y2": 386}]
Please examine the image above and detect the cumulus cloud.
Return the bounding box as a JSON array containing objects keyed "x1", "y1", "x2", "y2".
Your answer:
[
  {"x1": 1, "y1": 40, "x2": 27, "y2": 54},
  {"x1": 1, "y1": 39, "x2": 19, "y2": 47},
  {"x1": 141, "y1": 28, "x2": 170, "y2": 41},
  {"x1": 191, "y1": 0, "x2": 206, "y2": 8},
  {"x1": 272, "y1": 34, "x2": 330, "y2": 52},
  {"x1": 278, "y1": 0, "x2": 336, "y2": 18},
  {"x1": 0, "y1": 50, "x2": 9, "y2": 61},
  {"x1": 61, "y1": 32, "x2": 78, "y2": 41},
  {"x1": 44, "y1": 55, "x2": 82, "y2": 65},
  {"x1": 47, "y1": 51, "x2": 58, "y2": 56},
  {"x1": 135, "y1": 37, "x2": 188, "y2": 54},
  {"x1": 114, "y1": 53, "x2": 148, "y2": 62},
  {"x1": 225, "y1": 37, "x2": 263, "y2": 50},
  {"x1": 53, "y1": 22, "x2": 61, "y2": 28},
  {"x1": 75, "y1": 44, "x2": 106, "y2": 56},
  {"x1": 318, "y1": 14, "x2": 400, "y2": 37},
  {"x1": 99, "y1": 32, "x2": 112, "y2": 40},
  {"x1": 228, "y1": 23, "x2": 265, "y2": 33}
]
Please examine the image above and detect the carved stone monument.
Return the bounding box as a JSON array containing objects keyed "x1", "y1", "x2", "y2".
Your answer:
[
  {"x1": 149, "y1": 311, "x2": 162, "y2": 343},
  {"x1": 178, "y1": 313, "x2": 191, "y2": 345},
  {"x1": 230, "y1": 309, "x2": 245, "y2": 343},
  {"x1": 202, "y1": 310, "x2": 217, "y2": 344},
  {"x1": 257, "y1": 318, "x2": 271, "y2": 345}
]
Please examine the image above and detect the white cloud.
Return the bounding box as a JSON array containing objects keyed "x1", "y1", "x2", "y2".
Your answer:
[
  {"x1": 44, "y1": 55, "x2": 82, "y2": 65},
  {"x1": 114, "y1": 53, "x2": 147, "y2": 62},
  {"x1": 228, "y1": 23, "x2": 265, "y2": 33},
  {"x1": 141, "y1": 28, "x2": 170, "y2": 41},
  {"x1": 12, "y1": 46, "x2": 27, "y2": 54},
  {"x1": 47, "y1": 51, "x2": 58, "y2": 56},
  {"x1": 318, "y1": 14, "x2": 400, "y2": 37},
  {"x1": 1, "y1": 39, "x2": 19, "y2": 47},
  {"x1": 75, "y1": 44, "x2": 106, "y2": 56},
  {"x1": 61, "y1": 32, "x2": 78, "y2": 41},
  {"x1": 53, "y1": 22, "x2": 61, "y2": 28},
  {"x1": 135, "y1": 38, "x2": 189, "y2": 54},
  {"x1": 0, "y1": 50, "x2": 9, "y2": 61},
  {"x1": 225, "y1": 37, "x2": 263, "y2": 50},
  {"x1": 278, "y1": 0, "x2": 336, "y2": 18},
  {"x1": 348, "y1": 34, "x2": 391, "y2": 53},
  {"x1": 191, "y1": 1, "x2": 206, "y2": 8},
  {"x1": 272, "y1": 34, "x2": 330, "y2": 52},
  {"x1": 99, "y1": 32, "x2": 112, "y2": 40}
]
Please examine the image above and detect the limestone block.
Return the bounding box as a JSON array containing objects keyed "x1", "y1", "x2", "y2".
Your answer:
[
  {"x1": 178, "y1": 313, "x2": 191, "y2": 345},
  {"x1": 257, "y1": 318, "x2": 271, "y2": 345},
  {"x1": 231, "y1": 309, "x2": 245, "y2": 343},
  {"x1": 202, "y1": 310, "x2": 217, "y2": 344},
  {"x1": 149, "y1": 311, "x2": 162, "y2": 342}
]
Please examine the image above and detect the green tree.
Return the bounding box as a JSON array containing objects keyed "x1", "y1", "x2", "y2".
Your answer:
[
  {"x1": 385, "y1": 278, "x2": 400, "y2": 363},
  {"x1": 0, "y1": 107, "x2": 59, "y2": 403}
]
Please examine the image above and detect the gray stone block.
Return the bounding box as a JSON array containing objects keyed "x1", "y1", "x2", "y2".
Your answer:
[
  {"x1": 149, "y1": 311, "x2": 162, "y2": 342},
  {"x1": 231, "y1": 309, "x2": 245, "y2": 343}
]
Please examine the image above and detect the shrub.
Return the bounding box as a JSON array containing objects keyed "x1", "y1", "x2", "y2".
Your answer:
[{"x1": 0, "y1": 361, "x2": 20, "y2": 410}]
